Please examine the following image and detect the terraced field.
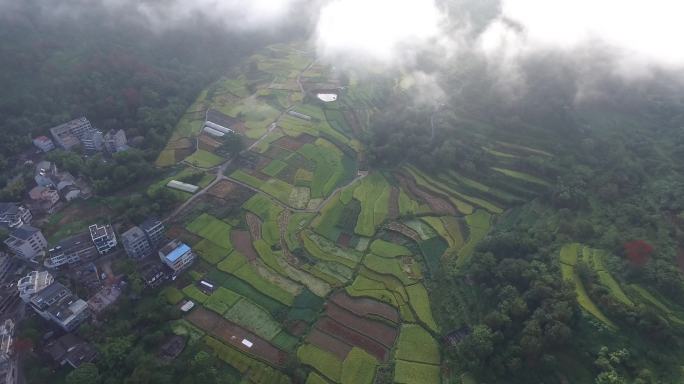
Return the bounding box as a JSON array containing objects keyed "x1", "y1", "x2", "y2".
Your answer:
[{"x1": 156, "y1": 42, "x2": 543, "y2": 383}]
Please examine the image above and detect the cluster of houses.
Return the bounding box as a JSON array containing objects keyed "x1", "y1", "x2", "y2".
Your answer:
[
  {"x1": 27, "y1": 116, "x2": 126, "y2": 217},
  {"x1": 0, "y1": 118, "x2": 203, "y2": 381},
  {"x1": 34, "y1": 117, "x2": 128, "y2": 154},
  {"x1": 28, "y1": 160, "x2": 91, "y2": 215},
  {"x1": 2, "y1": 203, "x2": 197, "y2": 278},
  {"x1": 0, "y1": 204, "x2": 198, "y2": 381}
]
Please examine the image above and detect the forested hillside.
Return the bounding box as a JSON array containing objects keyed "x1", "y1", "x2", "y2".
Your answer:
[
  {"x1": 0, "y1": 1, "x2": 290, "y2": 195},
  {"x1": 367, "y1": 58, "x2": 684, "y2": 382}
]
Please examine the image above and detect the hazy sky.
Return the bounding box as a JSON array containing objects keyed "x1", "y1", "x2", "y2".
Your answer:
[
  {"x1": 483, "y1": 0, "x2": 684, "y2": 74},
  {"x1": 314, "y1": 0, "x2": 447, "y2": 66},
  {"x1": 10, "y1": 0, "x2": 684, "y2": 74}
]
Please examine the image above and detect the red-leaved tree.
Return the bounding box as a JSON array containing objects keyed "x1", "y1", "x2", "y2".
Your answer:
[{"x1": 624, "y1": 240, "x2": 654, "y2": 267}]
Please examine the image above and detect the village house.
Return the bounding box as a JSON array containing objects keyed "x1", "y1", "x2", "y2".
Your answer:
[
  {"x1": 49, "y1": 117, "x2": 101, "y2": 151},
  {"x1": 88, "y1": 224, "x2": 117, "y2": 255},
  {"x1": 44, "y1": 333, "x2": 97, "y2": 369},
  {"x1": 45, "y1": 232, "x2": 97, "y2": 269},
  {"x1": 17, "y1": 270, "x2": 54, "y2": 302},
  {"x1": 0, "y1": 203, "x2": 32, "y2": 229},
  {"x1": 27, "y1": 281, "x2": 89, "y2": 332},
  {"x1": 33, "y1": 161, "x2": 84, "y2": 202},
  {"x1": 121, "y1": 218, "x2": 165, "y2": 260},
  {"x1": 32, "y1": 136, "x2": 55, "y2": 152},
  {"x1": 3, "y1": 225, "x2": 47, "y2": 261},
  {"x1": 121, "y1": 227, "x2": 151, "y2": 260},
  {"x1": 159, "y1": 239, "x2": 195, "y2": 275},
  {"x1": 140, "y1": 218, "x2": 165, "y2": 248},
  {"x1": 27, "y1": 186, "x2": 61, "y2": 214},
  {"x1": 103, "y1": 129, "x2": 128, "y2": 153}
]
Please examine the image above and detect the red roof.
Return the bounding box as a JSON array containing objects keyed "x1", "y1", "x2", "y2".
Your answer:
[{"x1": 34, "y1": 136, "x2": 51, "y2": 142}]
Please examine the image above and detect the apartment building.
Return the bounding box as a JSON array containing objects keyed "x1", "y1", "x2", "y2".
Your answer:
[
  {"x1": 88, "y1": 224, "x2": 117, "y2": 255},
  {"x1": 3, "y1": 226, "x2": 47, "y2": 261},
  {"x1": 28, "y1": 282, "x2": 89, "y2": 332},
  {"x1": 159, "y1": 240, "x2": 195, "y2": 275},
  {"x1": 45, "y1": 232, "x2": 97, "y2": 268}
]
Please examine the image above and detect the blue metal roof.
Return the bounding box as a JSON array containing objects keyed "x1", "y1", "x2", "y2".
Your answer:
[{"x1": 165, "y1": 243, "x2": 190, "y2": 263}]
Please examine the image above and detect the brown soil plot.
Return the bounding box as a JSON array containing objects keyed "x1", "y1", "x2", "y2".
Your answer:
[
  {"x1": 396, "y1": 173, "x2": 457, "y2": 216},
  {"x1": 306, "y1": 328, "x2": 353, "y2": 360},
  {"x1": 330, "y1": 291, "x2": 400, "y2": 324},
  {"x1": 324, "y1": 302, "x2": 398, "y2": 347},
  {"x1": 187, "y1": 307, "x2": 287, "y2": 366},
  {"x1": 231, "y1": 230, "x2": 258, "y2": 262},
  {"x1": 315, "y1": 317, "x2": 390, "y2": 362}
]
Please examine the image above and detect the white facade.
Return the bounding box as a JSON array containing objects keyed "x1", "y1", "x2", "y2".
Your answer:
[
  {"x1": 17, "y1": 270, "x2": 54, "y2": 302},
  {"x1": 89, "y1": 224, "x2": 117, "y2": 254}
]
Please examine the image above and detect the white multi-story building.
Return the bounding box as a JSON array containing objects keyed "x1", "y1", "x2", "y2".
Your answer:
[
  {"x1": 88, "y1": 224, "x2": 117, "y2": 255},
  {"x1": 17, "y1": 270, "x2": 54, "y2": 302},
  {"x1": 45, "y1": 232, "x2": 97, "y2": 269}
]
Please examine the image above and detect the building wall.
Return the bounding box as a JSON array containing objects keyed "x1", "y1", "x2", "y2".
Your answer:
[
  {"x1": 122, "y1": 231, "x2": 152, "y2": 259},
  {"x1": 142, "y1": 221, "x2": 165, "y2": 249},
  {"x1": 5, "y1": 231, "x2": 46, "y2": 260},
  {"x1": 164, "y1": 250, "x2": 195, "y2": 273}
]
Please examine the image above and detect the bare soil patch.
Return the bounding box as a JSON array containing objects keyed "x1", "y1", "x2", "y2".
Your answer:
[
  {"x1": 187, "y1": 307, "x2": 287, "y2": 366},
  {"x1": 167, "y1": 226, "x2": 202, "y2": 246},
  {"x1": 198, "y1": 134, "x2": 222, "y2": 151},
  {"x1": 174, "y1": 147, "x2": 195, "y2": 163},
  {"x1": 337, "y1": 233, "x2": 352, "y2": 249},
  {"x1": 231, "y1": 122, "x2": 249, "y2": 135},
  {"x1": 306, "y1": 328, "x2": 353, "y2": 360},
  {"x1": 315, "y1": 317, "x2": 390, "y2": 362},
  {"x1": 232, "y1": 230, "x2": 258, "y2": 262},
  {"x1": 285, "y1": 320, "x2": 308, "y2": 336},
  {"x1": 168, "y1": 138, "x2": 194, "y2": 150},
  {"x1": 396, "y1": 173, "x2": 457, "y2": 215},
  {"x1": 263, "y1": 145, "x2": 293, "y2": 160},
  {"x1": 274, "y1": 136, "x2": 306, "y2": 152},
  {"x1": 207, "y1": 180, "x2": 238, "y2": 199},
  {"x1": 330, "y1": 291, "x2": 400, "y2": 324},
  {"x1": 384, "y1": 222, "x2": 422, "y2": 244},
  {"x1": 324, "y1": 302, "x2": 398, "y2": 347}
]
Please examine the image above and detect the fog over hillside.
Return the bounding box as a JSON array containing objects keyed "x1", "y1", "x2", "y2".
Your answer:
[{"x1": 7, "y1": 0, "x2": 684, "y2": 75}]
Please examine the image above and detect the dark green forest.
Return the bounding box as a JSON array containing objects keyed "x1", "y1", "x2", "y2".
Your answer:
[
  {"x1": 367, "y1": 56, "x2": 684, "y2": 382},
  {"x1": 0, "y1": 1, "x2": 290, "y2": 198}
]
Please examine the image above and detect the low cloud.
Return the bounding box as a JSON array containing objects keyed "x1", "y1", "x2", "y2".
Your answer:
[
  {"x1": 481, "y1": 0, "x2": 684, "y2": 75},
  {"x1": 314, "y1": 0, "x2": 451, "y2": 68}
]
